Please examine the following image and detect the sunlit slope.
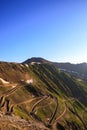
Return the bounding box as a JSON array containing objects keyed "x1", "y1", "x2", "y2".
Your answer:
[
  {"x1": 27, "y1": 63, "x2": 87, "y2": 105},
  {"x1": 0, "y1": 62, "x2": 87, "y2": 130}
]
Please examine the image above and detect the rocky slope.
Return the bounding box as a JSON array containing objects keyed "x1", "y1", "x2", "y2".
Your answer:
[{"x1": 0, "y1": 60, "x2": 87, "y2": 130}]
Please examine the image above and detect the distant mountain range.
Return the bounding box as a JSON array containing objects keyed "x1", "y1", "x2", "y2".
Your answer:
[{"x1": 23, "y1": 57, "x2": 87, "y2": 80}]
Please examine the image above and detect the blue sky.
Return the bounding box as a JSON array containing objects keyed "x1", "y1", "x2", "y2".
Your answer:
[{"x1": 0, "y1": 0, "x2": 87, "y2": 63}]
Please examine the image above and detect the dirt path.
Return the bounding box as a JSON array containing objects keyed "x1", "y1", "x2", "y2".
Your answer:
[
  {"x1": 15, "y1": 96, "x2": 45, "y2": 106},
  {"x1": 2, "y1": 84, "x2": 21, "y2": 97},
  {"x1": 82, "y1": 108, "x2": 87, "y2": 121},
  {"x1": 53, "y1": 98, "x2": 75, "y2": 125},
  {"x1": 35, "y1": 99, "x2": 54, "y2": 110},
  {"x1": 55, "y1": 103, "x2": 67, "y2": 123},
  {"x1": 0, "y1": 95, "x2": 50, "y2": 130},
  {"x1": 31, "y1": 95, "x2": 49, "y2": 113}
]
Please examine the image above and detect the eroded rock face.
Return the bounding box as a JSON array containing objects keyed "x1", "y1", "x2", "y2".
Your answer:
[{"x1": 0, "y1": 112, "x2": 49, "y2": 130}]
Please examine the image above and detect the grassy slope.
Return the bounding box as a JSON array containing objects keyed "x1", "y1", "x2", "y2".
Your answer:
[{"x1": 0, "y1": 62, "x2": 87, "y2": 129}]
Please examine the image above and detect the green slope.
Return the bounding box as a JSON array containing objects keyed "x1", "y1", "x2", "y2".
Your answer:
[{"x1": 0, "y1": 62, "x2": 87, "y2": 130}]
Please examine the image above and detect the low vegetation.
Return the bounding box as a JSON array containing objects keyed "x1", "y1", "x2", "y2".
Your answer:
[{"x1": 0, "y1": 61, "x2": 87, "y2": 130}]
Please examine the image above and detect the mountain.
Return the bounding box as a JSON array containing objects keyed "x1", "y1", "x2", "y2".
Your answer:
[
  {"x1": 54, "y1": 62, "x2": 87, "y2": 79},
  {"x1": 24, "y1": 57, "x2": 87, "y2": 80},
  {"x1": 0, "y1": 59, "x2": 87, "y2": 130},
  {"x1": 23, "y1": 57, "x2": 52, "y2": 64}
]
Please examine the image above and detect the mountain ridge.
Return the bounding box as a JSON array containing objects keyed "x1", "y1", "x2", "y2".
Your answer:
[
  {"x1": 0, "y1": 57, "x2": 87, "y2": 80},
  {"x1": 0, "y1": 58, "x2": 87, "y2": 129},
  {"x1": 23, "y1": 57, "x2": 87, "y2": 64},
  {"x1": 23, "y1": 57, "x2": 87, "y2": 80},
  {"x1": 23, "y1": 57, "x2": 52, "y2": 64}
]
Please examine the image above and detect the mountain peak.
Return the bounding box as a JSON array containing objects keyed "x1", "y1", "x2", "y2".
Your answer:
[{"x1": 23, "y1": 57, "x2": 51, "y2": 64}]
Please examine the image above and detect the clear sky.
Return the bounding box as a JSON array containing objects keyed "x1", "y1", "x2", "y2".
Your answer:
[{"x1": 0, "y1": 0, "x2": 87, "y2": 63}]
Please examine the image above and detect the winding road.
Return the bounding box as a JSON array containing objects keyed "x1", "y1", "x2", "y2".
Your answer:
[
  {"x1": 2, "y1": 84, "x2": 21, "y2": 97},
  {"x1": 82, "y1": 108, "x2": 87, "y2": 121},
  {"x1": 53, "y1": 98, "x2": 75, "y2": 126},
  {"x1": 30, "y1": 95, "x2": 50, "y2": 113}
]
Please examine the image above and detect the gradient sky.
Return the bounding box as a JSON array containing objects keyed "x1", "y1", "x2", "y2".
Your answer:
[{"x1": 0, "y1": 0, "x2": 87, "y2": 63}]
